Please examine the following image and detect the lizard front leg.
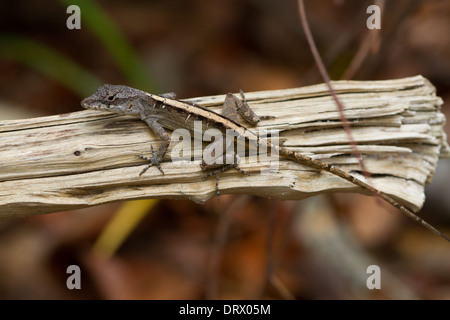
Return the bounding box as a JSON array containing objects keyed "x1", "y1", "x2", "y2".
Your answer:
[{"x1": 138, "y1": 117, "x2": 170, "y2": 176}]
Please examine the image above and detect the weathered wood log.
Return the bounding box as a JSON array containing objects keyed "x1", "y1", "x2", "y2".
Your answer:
[{"x1": 0, "y1": 75, "x2": 447, "y2": 218}]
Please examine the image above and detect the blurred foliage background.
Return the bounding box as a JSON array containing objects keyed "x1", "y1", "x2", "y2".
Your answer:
[{"x1": 0, "y1": 0, "x2": 449, "y2": 299}]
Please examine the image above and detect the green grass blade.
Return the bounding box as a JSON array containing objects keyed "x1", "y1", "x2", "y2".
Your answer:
[
  {"x1": 58, "y1": 0, "x2": 158, "y2": 91},
  {"x1": 0, "y1": 33, "x2": 102, "y2": 97}
]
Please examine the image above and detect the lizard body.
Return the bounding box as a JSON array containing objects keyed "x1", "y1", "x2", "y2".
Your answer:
[{"x1": 81, "y1": 84, "x2": 449, "y2": 242}]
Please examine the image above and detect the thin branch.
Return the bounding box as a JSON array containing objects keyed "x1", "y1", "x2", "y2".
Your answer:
[
  {"x1": 297, "y1": 0, "x2": 370, "y2": 181},
  {"x1": 296, "y1": 2, "x2": 450, "y2": 242},
  {"x1": 341, "y1": 0, "x2": 385, "y2": 80},
  {"x1": 205, "y1": 197, "x2": 246, "y2": 299},
  {"x1": 260, "y1": 202, "x2": 277, "y2": 299}
]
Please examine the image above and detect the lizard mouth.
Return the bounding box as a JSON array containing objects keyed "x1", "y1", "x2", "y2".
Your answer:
[
  {"x1": 81, "y1": 98, "x2": 101, "y2": 109},
  {"x1": 80, "y1": 98, "x2": 90, "y2": 109}
]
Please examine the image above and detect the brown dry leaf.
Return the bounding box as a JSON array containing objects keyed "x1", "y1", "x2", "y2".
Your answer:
[
  {"x1": 85, "y1": 253, "x2": 200, "y2": 299},
  {"x1": 345, "y1": 195, "x2": 403, "y2": 247}
]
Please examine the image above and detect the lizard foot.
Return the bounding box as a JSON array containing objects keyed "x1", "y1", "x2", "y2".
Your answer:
[
  {"x1": 138, "y1": 145, "x2": 165, "y2": 176},
  {"x1": 204, "y1": 164, "x2": 250, "y2": 203}
]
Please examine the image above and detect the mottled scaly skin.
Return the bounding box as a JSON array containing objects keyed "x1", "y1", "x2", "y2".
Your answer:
[{"x1": 81, "y1": 84, "x2": 450, "y2": 242}]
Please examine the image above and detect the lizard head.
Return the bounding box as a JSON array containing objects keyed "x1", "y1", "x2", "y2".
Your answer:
[{"x1": 81, "y1": 84, "x2": 145, "y2": 115}]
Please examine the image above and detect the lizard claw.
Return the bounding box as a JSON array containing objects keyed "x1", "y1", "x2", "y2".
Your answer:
[
  {"x1": 203, "y1": 164, "x2": 249, "y2": 203},
  {"x1": 138, "y1": 146, "x2": 165, "y2": 176}
]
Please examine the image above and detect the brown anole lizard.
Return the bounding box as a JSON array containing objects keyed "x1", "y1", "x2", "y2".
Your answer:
[{"x1": 81, "y1": 84, "x2": 449, "y2": 242}]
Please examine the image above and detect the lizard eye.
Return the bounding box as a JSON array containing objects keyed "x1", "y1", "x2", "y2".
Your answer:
[{"x1": 105, "y1": 94, "x2": 116, "y2": 102}]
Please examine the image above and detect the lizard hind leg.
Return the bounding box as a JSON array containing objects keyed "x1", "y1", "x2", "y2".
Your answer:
[
  {"x1": 201, "y1": 154, "x2": 250, "y2": 203},
  {"x1": 222, "y1": 91, "x2": 261, "y2": 125}
]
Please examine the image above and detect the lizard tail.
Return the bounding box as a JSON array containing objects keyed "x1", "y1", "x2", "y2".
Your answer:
[{"x1": 278, "y1": 148, "x2": 450, "y2": 243}]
